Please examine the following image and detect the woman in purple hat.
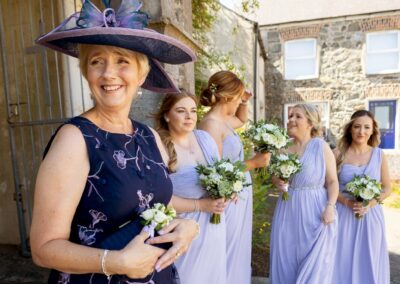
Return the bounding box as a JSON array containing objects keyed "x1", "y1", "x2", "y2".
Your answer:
[
  {"x1": 198, "y1": 70, "x2": 271, "y2": 284},
  {"x1": 30, "y1": 1, "x2": 199, "y2": 283}
]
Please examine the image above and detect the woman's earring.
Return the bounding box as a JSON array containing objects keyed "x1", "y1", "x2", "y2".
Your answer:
[
  {"x1": 137, "y1": 90, "x2": 143, "y2": 97},
  {"x1": 165, "y1": 117, "x2": 170, "y2": 123}
]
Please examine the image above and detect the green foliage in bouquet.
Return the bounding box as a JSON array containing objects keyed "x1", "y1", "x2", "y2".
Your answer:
[
  {"x1": 345, "y1": 175, "x2": 382, "y2": 219},
  {"x1": 196, "y1": 159, "x2": 249, "y2": 224},
  {"x1": 269, "y1": 153, "x2": 302, "y2": 201},
  {"x1": 140, "y1": 203, "x2": 177, "y2": 231}
]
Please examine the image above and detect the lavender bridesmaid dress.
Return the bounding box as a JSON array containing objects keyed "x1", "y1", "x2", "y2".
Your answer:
[
  {"x1": 333, "y1": 147, "x2": 390, "y2": 284},
  {"x1": 170, "y1": 130, "x2": 227, "y2": 284},
  {"x1": 222, "y1": 127, "x2": 253, "y2": 284},
  {"x1": 269, "y1": 138, "x2": 338, "y2": 284}
]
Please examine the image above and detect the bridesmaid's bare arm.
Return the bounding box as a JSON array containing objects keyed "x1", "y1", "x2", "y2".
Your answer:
[{"x1": 322, "y1": 142, "x2": 339, "y2": 224}]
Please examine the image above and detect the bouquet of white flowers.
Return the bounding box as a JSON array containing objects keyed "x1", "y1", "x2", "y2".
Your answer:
[
  {"x1": 243, "y1": 120, "x2": 291, "y2": 177},
  {"x1": 196, "y1": 159, "x2": 249, "y2": 224},
  {"x1": 140, "y1": 203, "x2": 177, "y2": 236},
  {"x1": 269, "y1": 153, "x2": 302, "y2": 201},
  {"x1": 243, "y1": 120, "x2": 291, "y2": 154},
  {"x1": 345, "y1": 175, "x2": 382, "y2": 219}
]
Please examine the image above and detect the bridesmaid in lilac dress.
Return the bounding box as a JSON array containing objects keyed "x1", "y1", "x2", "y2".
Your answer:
[
  {"x1": 199, "y1": 71, "x2": 270, "y2": 284},
  {"x1": 155, "y1": 92, "x2": 228, "y2": 284},
  {"x1": 333, "y1": 110, "x2": 391, "y2": 283},
  {"x1": 270, "y1": 104, "x2": 338, "y2": 283}
]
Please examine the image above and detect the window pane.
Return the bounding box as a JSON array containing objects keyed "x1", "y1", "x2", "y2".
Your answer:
[
  {"x1": 367, "y1": 52, "x2": 399, "y2": 73},
  {"x1": 375, "y1": 106, "x2": 392, "y2": 129},
  {"x1": 285, "y1": 58, "x2": 316, "y2": 79},
  {"x1": 368, "y1": 32, "x2": 398, "y2": 51},
  {"x1": 286, "y1": 40, "x2": 315, "y2": 58}
]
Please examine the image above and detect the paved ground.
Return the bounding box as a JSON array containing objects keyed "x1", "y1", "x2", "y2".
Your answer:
[{"x1": 0, "y1": 207, "x2": 398, "y2": 284}]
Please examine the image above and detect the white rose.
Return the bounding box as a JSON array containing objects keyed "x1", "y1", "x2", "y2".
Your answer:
[
  {"x1": 236, "y1": 171, "x2": 245, "y2": 179},
  {"x1": 264, "y1": 124, "x2": 276, "y2": 131},
  {"x1": 372, "y1": 185, "x2": 381, "y2": 194},
  {"x1": 210, "y1": 173, "x2": 222, "y2": 181},
  {"x1": 154, "y1": 211, "x2": 168, "y2": 223},
  {"x1": 141, "y1": 209, "x2": 155, "y2": 221},
  {"x1": 360, "y1": 188, "x2": 375, "y2": 200},
  {"x1": 233, "y1": 180, "x2": 243, "y2": 192},
  {"x1": 154, "y1": 203, "x2": 165, "y2": 211},
  {"x1": 278, "y1": 154, "x2": 289, "y2": 161},
  {"x1": 220, "y1": 162, "x2": 234, "y2": 172}
]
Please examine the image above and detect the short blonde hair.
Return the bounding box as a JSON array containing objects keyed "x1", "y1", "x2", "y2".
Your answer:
[
  {"x1": 293, "y1": 104, "x2": 323, "y2": 137},
  {"x1": 78, "y1": 44, "x2": 150, "y2": 79}
]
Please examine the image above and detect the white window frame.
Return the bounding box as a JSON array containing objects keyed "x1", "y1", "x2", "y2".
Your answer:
[
  {"x1": 365, "y1": 30, "x2": 400, "y2": 75},
  {"x1": 284, "y1": 38, "x2": 319, "y2": 80},
  {"x1": 283, "y1": 101, "x2": 330, "y2": 132},
  {"x1": 365, "y1": 98, "x2": 400, "y2": 153}
]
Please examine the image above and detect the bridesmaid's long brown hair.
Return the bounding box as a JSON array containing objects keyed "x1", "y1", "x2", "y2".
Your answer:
[
  {"x1": 336, "y1": 110, "x2": 380, "y2": 171},
  {"x1": 154, "y1": 91, "x2": 198, "y2": 172}
]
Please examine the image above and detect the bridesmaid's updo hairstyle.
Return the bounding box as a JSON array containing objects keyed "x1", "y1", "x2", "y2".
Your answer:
[
  {"x1": 293, "y1": 104, "x2": 323, "y2": 138},
  {"x1": 154, "y1": 91, "x2": 198, "y2": 172},
  {"x1": 200, "y1": 71, "x2": 245, "y2": 107},
  {"x1": 336, "y1": 110, "x2": 380, "y2": 171}
]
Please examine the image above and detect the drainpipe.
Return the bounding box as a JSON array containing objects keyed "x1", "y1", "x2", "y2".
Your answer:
[{"x1": 253, "y1": 22, "x2": 259, "y2": 122}]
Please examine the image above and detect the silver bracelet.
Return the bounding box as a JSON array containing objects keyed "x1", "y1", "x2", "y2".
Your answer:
[
  {"x1": 101, "y1": 249, "x2": 112, "y2": 280},
  {"x1": 326, "y1": 201, "x2": 336, "y2": 208}
]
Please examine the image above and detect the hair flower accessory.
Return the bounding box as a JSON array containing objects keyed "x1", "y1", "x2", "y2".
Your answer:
[{"x1": 209, "y1": 83, "x2": 218, "y2": 95}]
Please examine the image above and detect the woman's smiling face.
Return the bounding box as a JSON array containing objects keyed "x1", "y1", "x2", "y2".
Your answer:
[{"x1": 86, "y1": 45, "x2": 146, "y2": 112}]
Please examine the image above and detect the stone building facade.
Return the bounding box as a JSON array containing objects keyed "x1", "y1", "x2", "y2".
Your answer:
[{"x1": 260, "y1": 11, "x2": 400, "y2": 179}]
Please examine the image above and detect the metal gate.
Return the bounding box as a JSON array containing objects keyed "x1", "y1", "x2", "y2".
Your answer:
[{"x1": 0, "y1": 0, "x2": 92, "y2": 256}]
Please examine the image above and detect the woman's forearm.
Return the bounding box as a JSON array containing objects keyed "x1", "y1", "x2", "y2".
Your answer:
[
  {"x1": 171, "y1": 195, "x2": 198, "y2": 213},
  {"x1": 235, "y1": 103, "x2": 248, "y2": 124},
  {"x1": 326, "y1": 180, "x2": 339, "y2": 205},
  {"x1": 32, "y1": 239, "x2": 110, "y2": 274}
]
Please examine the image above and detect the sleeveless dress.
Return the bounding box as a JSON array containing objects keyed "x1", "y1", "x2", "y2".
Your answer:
[
  {"x1": 333, "y1": 147, "x2": 390, "y2": 284},
  {"x1": 222, "y1": 126, "x2": 253, "y2": 284},
  {"x1": 269, "y1": 138, "x2": 338, "y2": 284},
  {"x1": 170, "y1": 130, "x2": 227, "y2": 284},
  {"x1": 46, "y1": 116, "x2": 175, "y2": 284}
]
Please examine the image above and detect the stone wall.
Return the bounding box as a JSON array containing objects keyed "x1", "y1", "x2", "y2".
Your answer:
[
  {"x1": 261, "y1": 11, "x2": 400, "y2": 178},
  {"x1": 131, "y1": 0, "x2": 196, "y2": 126},
  {"x1": 201, "y1": 6, "x2": 266, "y2": 121}
]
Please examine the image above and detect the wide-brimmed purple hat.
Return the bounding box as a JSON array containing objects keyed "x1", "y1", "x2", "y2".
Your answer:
[{"x1": 35, "y1": 0, "x2": 196, "y2": 93}]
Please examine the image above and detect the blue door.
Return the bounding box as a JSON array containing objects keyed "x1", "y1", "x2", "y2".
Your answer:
[{"x1": 369, "y1": 100, "x2": 397, "y2": 149}]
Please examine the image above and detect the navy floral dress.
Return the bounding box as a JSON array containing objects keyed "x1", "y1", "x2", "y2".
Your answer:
[{"x1": 46, "y1": 116, "x2": 174, "y2": 284}]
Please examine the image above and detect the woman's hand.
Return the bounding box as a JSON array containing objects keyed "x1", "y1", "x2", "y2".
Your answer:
[
  {"x1": 247, "y1": 152, "x2": 271, "y2": 170},
  {"x1": 146, "y1": 219, "x2": 199, "y2": 272},
  {"x1": 352, "y1": 201, "x2": 370, "y2": 216},
  {"x1": 321, "y1": 205, "x2": 336, "y2": 225},
  {"x1": 271, "y1": 176, "x2": 288, "y2": 193},
  {"x1": 241, "y1": 90, "x2": 253, "y2": 103},
  {"x1": 114, "y1": 231, "x2": 165, "y2": 279},
  {"x1": 199, "y1": 197, "x2": 228, "y2": 214}
]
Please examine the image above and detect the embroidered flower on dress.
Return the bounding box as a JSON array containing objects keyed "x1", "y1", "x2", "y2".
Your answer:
[{"x1": 113, "y1": 150, "x2": 128, "y2": 169}]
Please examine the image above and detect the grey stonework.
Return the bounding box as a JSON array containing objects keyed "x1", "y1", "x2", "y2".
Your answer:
[
  {"x1": 261, "y1": 12, "x2": 400, "y2": 179},
  {"x1": 130, "y1": 0, "x2": 195, "y2": 125}
]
